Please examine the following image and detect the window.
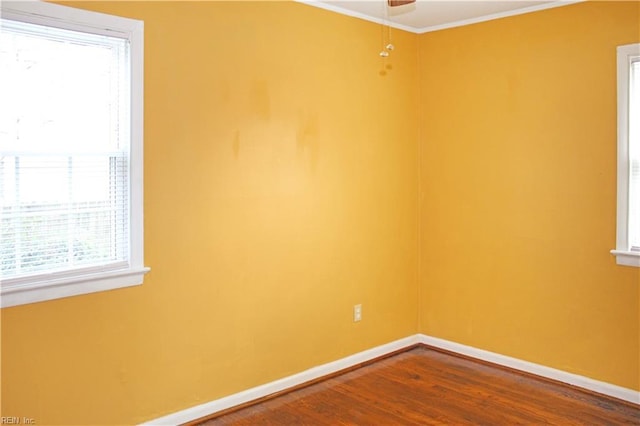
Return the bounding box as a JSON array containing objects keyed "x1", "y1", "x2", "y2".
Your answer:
[
  {"x1": 0, "y1": 1, "x2": 148, "y2": 307},
  {"x1": 612, "y1": 43, "x2": 640, "y2": 267}
]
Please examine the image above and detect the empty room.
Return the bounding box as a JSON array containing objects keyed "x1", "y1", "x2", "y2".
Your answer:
[{"x1": 0, "y1": 0, "x2": 638, "y2": 424}]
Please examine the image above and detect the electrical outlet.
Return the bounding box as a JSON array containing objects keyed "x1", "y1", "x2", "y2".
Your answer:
[{"x1": 354, "y1": 304, "x2": 362, "y2": 322}]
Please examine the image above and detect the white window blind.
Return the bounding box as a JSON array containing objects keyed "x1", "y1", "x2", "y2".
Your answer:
[
  {"x1": 628, "y1": 59, "x2": 640, "y2": 251},
  {"x1": 0, "y1": 1, "x2": 147, "y2": 307},
  {"x1": 1, "y1": 19, "x2": 130, "y2": 280}
]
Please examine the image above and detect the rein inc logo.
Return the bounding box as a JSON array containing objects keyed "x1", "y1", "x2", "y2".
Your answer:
[{"x1": 1, "y1": 418, "x2": 35, "y2": 425}]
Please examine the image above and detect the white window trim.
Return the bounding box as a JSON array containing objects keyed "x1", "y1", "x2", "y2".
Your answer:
[
  {"x1": 611, "y1": 43, "x2": 640, "y2": 268},
  {"x1": 0, "y1": 1, "x2": 149, "y2": 307}
]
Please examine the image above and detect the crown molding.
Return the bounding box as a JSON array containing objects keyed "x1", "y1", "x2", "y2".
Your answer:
[
  {"x1": 295, "y1": 0, "x2": 419, "y2": 33},
  {"x1": 295, "y1": 0, "x2": 584, "y2": 34},
  {"x1": 415, "y1": 0, "x2": 584, "y2": 34}
]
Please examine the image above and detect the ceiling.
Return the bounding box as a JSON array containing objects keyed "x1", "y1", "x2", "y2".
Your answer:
[{"x1": 297, "y1": 0, "x2": 581, "y2": 33}]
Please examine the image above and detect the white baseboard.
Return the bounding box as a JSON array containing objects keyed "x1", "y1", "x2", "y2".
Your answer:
[
  {"x1": 142, "y1": 333, "x2": 639, "y2": 425},
  {"x1": 417, "y1": 334, "x2": 640, "y2": 405},
  {"x1": 141, "y1": 335, "x2": 421, "y2": 425}
]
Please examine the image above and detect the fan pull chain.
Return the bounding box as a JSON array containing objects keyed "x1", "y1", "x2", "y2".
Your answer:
[{"x1": 379, "y1": 1, "x2": 394, "y2": 57}]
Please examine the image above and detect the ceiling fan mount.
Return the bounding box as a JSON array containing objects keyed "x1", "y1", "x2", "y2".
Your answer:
[{"x1": 387, "y1": 0, "x2": 416, "y2": 7}]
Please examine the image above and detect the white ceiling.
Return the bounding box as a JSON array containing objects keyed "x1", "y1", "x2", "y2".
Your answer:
[{"x1": 297, "y1": 0, "x2": 581, "y2": 33}]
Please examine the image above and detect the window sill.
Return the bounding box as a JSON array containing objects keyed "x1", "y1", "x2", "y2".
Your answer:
[
  {"x1": 0, "y1": 267, "x2": 150, "y2": 308},
  {"x1": 610, "y1": 250, "x2": 640, "y2": 267}
]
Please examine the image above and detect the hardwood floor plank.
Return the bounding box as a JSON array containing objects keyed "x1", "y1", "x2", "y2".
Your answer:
[{"x1": 195, "y1": 347, "x2": 640, "y2": 425}]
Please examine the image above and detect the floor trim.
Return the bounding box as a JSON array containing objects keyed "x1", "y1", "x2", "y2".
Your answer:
[
  {"x1": 141, "y1": 335, "x2": 421, "y2": 425},
  {"x1": 418, "y1": 334, "x2": 640, "y2": 405},
  {"x1": 141, "y1": 333, "x2": 639, "y2": 424}
]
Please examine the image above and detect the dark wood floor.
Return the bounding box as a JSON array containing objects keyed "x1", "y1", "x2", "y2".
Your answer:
[{"x1": 196, "y1": 346, "x2": 640, "y2": 425}]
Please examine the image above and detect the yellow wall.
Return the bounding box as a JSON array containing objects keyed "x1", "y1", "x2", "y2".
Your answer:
[
  {"x1": 1, "y1": 1, "x2": 639, "y2": 425},
  {"x1": 0, "y1": 2, "x2": 419, "y2": 424},
  {"x1": 418, "y1": 1, "x2": 639, "y2": 391}
]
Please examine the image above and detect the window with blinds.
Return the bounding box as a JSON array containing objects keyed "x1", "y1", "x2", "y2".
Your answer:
[
  {"x1": 613, "y1": 43, "x2": 640, "y2": 267},
  {"x1": 0, "y1": 1, "x2": 148, "y2": 306}
]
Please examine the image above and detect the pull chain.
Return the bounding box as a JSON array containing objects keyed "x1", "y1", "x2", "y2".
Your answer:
[{"x1": 379, "y1": 1, "x2": 394, "y2": 57}]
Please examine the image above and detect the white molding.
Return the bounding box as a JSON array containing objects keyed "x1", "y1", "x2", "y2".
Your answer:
[
  {"x1": 1, "y1": 267, "x2": 150, "y2": 308},
  {"x1": 610, "y1": 250, "x2": 640, "y2": 267},
  {"x1": 140, "y1": 335, "x2": 421, "y2": 425},
  {"x1": 613, "y1": 43, "x2": 640, "y2": 269},
  {"x1": 295, "y1": 1, "x2": 583, "y2": 35},
  {"x1": 141, "y1": 334, "x2": 639, "y2": 424},
  {"x1": 0, "y1": 0, "x2": 142, "y2": 38},
  {"x1": 294, "y1": 0, "x2": 419, "y2": 33},
  {"x1": 418, "y1": 334, "x2": 640, "y2": 405},
  {"x1": 414, "y1": 1, "x2": 583, "y2": 34}
]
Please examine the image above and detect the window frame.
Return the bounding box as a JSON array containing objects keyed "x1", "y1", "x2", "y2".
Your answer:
[
  {"x1": 611, "y1": 43, "x2": 640, "y2": 268},
  {"x1": 0, "y1": 1, "x2": 149, "y2": 307}
]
